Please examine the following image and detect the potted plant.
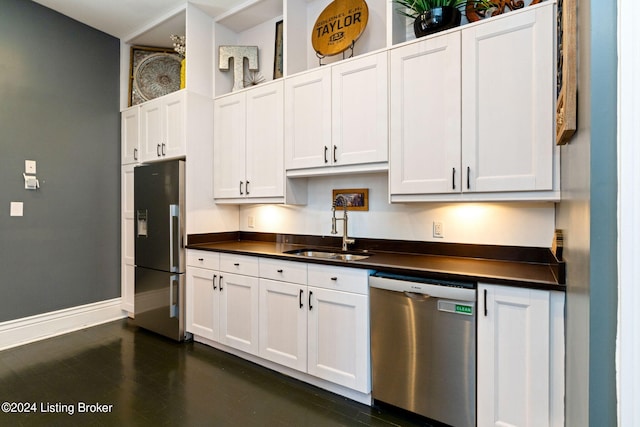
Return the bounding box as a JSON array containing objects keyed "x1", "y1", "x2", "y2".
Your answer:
[{"x1": 394, "y1": 0, "x2": 488, "y2": 38}]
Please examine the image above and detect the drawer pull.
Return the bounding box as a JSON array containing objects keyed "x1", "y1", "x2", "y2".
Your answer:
[
  {"x1": 234, "y1": 263, "x2": 240, "y2": 267},
  {"x1": 277, "y1": 269, "x2": 283, "y2": 273},
  {"x1": 198, "y1": 258, "x2": 204, "y2": 262},
  {"x1": 331, "y1": 277, "x2": 338, "y2": 281}
]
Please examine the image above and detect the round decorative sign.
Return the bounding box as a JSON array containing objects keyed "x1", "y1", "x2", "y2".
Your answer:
[{"x1": 311, "y1": 0, "x2": 369, "y2": 57}]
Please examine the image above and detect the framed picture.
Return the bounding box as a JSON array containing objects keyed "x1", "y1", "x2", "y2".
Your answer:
[
  {"x1": 273, "y1": 20, "x2": 284, "y2": 79},
  {"x1": 128, "y1": 45, "x2": 181, "y2": 106},
  {"x1": 556, "y1": 0, "x2": 577, "y2": 145},
  {"x1": 332, "y1": 188, "x2": 369, "y2": 211}
]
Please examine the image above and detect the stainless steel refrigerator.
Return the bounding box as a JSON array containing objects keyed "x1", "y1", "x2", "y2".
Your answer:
[{"x1": 134, "y1": 159, "x2": 187, "y2": 341}]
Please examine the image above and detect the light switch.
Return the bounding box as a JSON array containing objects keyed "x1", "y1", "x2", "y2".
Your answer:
[
  {"x1": 10, "y1": 202, "x2": 23, "y2": 217},
  {"x1": 25, "y1": 160, "x2": 36, "y2": 174}
]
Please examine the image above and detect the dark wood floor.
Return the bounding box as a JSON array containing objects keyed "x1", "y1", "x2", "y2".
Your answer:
[{"x1": 0, "y1": 319, "x2": 435, "y2": 426}]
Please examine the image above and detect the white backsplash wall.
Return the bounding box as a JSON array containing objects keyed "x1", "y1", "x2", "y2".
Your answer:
[{"x1": 239, "y1": 173, "x2": 556, "y2": 248}]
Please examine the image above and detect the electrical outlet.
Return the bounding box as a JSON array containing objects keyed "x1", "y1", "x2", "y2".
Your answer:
[
  {"x1": 433, "y1": 221, "x2": 444, "y2": 238},
  {"x1": 248, "y1": 215, "x2": 255, "y2": 228}
]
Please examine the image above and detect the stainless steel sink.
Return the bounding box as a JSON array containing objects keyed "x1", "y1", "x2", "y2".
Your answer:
[{"x1": 284, "y1": 249, "x2": 370, "y2": 261}]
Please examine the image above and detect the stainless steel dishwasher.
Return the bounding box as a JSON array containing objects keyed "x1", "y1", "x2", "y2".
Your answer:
[{"x1": 370, "y1": 272, "x2": 476, "y2": 427}]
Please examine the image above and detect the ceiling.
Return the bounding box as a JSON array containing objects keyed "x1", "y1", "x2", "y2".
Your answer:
[{"x1": 32, "y1": 0, "x2": 243, "y2": 45}]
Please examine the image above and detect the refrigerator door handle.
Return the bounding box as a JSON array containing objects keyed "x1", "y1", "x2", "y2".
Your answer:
[
  {"x1": 169, "y1": 274, "x2": 179, "y2": 318},
  {"x1": 169, "y1": 204, "x2": 180, "y2": 272}
]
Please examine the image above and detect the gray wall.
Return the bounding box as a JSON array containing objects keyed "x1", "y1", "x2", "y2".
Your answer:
[
  {"x1": 557, "y1": 0, "x2": 618, "y2": 424},
  {"x1": 0, "y1": 0, "x2": 120, "y2": 321}
]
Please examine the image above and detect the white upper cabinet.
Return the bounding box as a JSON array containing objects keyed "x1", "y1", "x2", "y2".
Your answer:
[
  {"x1": 390, "y1": 2, "x2": 559, "y2": 202},
  {"x1": 121, "y1": 106, "x2": 140, "y2": 165},
  {"x1": 139, "y1": 90, "x2": 186, "y2": 162},
  {"x1": 285, "y1": 51, "x2": 389, "y2": 176},
  {"x1": 331, "y1": 51, "x2": 388, "y2": 166},
  {"x1": 461, "y1": 4, "x2": 554, "y2": 193},
  {"x1": 214, "y1": 80, "x2": 305, "y2": 203},
  {"x1": 389, "y1": 31, "x2": 462, "y2": 195},
  {"x1": 284, "y1": 67, "x2": 332, "y2": 171},
  {"x1": 213, "y1": 91, "x2": 247, "y2": 199}
]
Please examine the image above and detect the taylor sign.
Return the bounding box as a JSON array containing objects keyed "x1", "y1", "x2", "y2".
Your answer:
[{"x1": 311, "y1": 0, "x2": 369, "y2": 57}]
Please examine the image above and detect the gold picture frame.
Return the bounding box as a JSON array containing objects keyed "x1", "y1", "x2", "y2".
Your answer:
[
  {"x1": 128, "y1": 45, "x2": 180, "y2": 107},
  {"x1": 556, "y1": 0, "x2": 577, "y2": 145},
  {"x1": 273, "y1": 20, "x2": 284, "y2": 79},
  {"x1": 332, "y1": 188, "x2": 369, "y2": 211}
]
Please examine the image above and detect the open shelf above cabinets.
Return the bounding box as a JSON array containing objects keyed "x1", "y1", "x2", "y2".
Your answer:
[{"x1": 213, "y1": 0, "x2": 390, "y2": 98}]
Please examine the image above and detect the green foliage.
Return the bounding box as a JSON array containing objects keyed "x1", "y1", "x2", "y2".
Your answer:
[{"x1": 393, "y1": 0, "x2": 494, "y2": 18}]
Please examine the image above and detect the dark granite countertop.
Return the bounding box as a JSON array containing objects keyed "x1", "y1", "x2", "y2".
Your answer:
[{"x1": 186, "y1": 232, "x2": 566, "y2": 291}]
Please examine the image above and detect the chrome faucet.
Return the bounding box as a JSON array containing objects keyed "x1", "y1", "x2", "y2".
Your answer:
[{"x1": 331, "y1": 194, "x2": 355, "y2": 251}]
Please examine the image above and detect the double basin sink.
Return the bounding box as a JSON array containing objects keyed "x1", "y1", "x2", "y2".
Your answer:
[{"x1": 284, "y1": 248, "x2": 371, "y2": 262}]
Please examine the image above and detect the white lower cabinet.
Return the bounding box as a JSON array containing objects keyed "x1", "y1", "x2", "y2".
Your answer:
[
  {"x1": 186, "y1": 252, "x2": 260, "y2": 356},
  {"x1": 306, "y1": 285, "x2": 369, "y2": 392},
  {"x1": 259, "y1": 261, "x2": 370, "y2": 393},
  {"x1": 478, "y1": 283, "x2": 565, "y2": 427},
  {"x1": 188, "y1": 251, "x2": 370, "y2": 395}
]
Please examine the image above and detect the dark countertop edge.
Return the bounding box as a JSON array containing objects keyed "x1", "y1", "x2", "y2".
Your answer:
[{"x1": 186, "y1": 232, "x2": 566, "y2": 291}]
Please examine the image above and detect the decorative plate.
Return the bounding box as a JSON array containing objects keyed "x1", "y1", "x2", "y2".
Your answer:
[
  {"x1": 133, "y1": 53, "x2": 181, "y2": 102},
  {"x1": 311, "y1": 0, "x2": 369, "y2": 57}
]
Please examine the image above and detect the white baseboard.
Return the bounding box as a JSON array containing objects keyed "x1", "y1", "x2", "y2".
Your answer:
[{"x1": 0, "y1": 298, "x2": 127, "y2": 351}]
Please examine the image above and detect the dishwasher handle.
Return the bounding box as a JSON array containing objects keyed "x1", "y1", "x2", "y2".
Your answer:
[{"x1": 404, "y1": 291, "x2": 432, "y2": 301}]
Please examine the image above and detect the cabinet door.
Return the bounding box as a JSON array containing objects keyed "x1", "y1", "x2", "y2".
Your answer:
[
  {"x1": 258, "y1": 279, "x2": 307, "y2": 371},
  {"x1": 478, "y1": 284, "x2": 550, "y2": 427},
  {"x1": 161, "y1": 91, "x2": 186, "y2": 159},
  {"x1": 186, "y1": 266, "x2": 220, "y2": 341},
  {"x1": 389, "y1": 32, "x2": 462, "y2": 195},
  {"x1": 307, "y1": 286, "x2": 370, "y2": 393},
  {"x1": 121, "y1": 107, "x2": 140, "y2": 164},
  {"x1": 121, "y1": 164, "x2": 135, "y2": 314},
  {"x1": 139, "y1": 98, "x2": 163, "y2": 161},
  {"x1": 213, "y1": 93, "x2": 246, "y2": 199},
  {"x1": 284, "y1": 67, "x2": 332, "y2": 170},
  {"x1": 461, "y1": 6, "x2": 554, "y2": 192},
  {"x1": 332, "y1": 52, "x2": 388, "y2": 166},
  {"x1": 246, "y1": 81, "x2": 284, "y2": 198},
  {"x1": 219, "y1": 272, "x2": 259, "y2": 355}
]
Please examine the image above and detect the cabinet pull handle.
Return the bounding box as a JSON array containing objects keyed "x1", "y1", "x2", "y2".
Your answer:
[
  {"x1": 246, "y1": 180, "x2": 250, "y2": 195},
  {"x1": 234, "y1": 263, "x2": 240, "y2": 267},
  {"x1": 452, "y1": 168, "x2": 456, "y2": 190},
  {"x1": 277, "y1": 269, "x2": 283, "y2": 273},
  {"x1": 162, "y1": 143, "x2": 166, "y2": 156},
  {"x1": 239, "y1": 181, "x2": 244, "y2": 195},
  {"x1": 213, "y1": 274, "x2": 217, "y2": 290},
  {"x1": 309, "y1": 291, "x2": 313, "y2": 310},
  {"x1": 134, "y1": 148, "x2": 138, "y2": 160},
  {"x1": 331, "y1": 277, "x2": 338, "y2": 281},
  {"x1": 333, "y1": 145, "x2": 337, "y2": 163},
  {"x1": 484, "y1": 289, "x2": 488, "y2": 316},
  {"x1": 157, "y1": 144, "x2": 161, "y2": 157},
  {"x1": 324, "y1": 146, "x2": 328, "y2": 163},
  {"x1": 198, "y1": 258, "x2": 204, "y2": 261},
  {"x1": 299, "y1": 289, "x2": 303, "y2": 308},
  {"x1": 467, "y1": 166, "x2": 471, "y2": 190},
  {"x1": 219, "y1": 275, "x2": 223, "y2": 291}
]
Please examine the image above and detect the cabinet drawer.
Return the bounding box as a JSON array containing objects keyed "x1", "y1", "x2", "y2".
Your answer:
[
  {"x1": 186, "y1": 250, "x2": 219, "y2": 270},
  {"x1": 308, "y1": 264, "x2": 369, "y2": 295},
  {"x1": 220, "y1": 253, "x2": 259, "y2": 276},
  {"x1": 259, "y1": 258, "x2": 307, "y2": 284}
]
